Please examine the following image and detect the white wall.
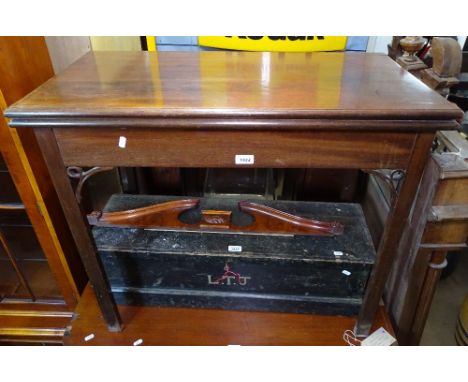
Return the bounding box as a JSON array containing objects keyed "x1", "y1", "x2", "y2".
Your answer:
[{"x1": 366, "y1": 36, "x2": 393, "y2": 53}]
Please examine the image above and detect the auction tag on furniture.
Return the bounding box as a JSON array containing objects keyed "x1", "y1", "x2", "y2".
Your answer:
[
  {"x1": 118, "y1": 136, "x2": 127, "y2": 148},
  {"x1": 361, "y1": 327, "x2": 397, "y2": 346},
  {"x1": 84, "y1": 333, "x2": 95, "y2": 342},
  {"x1": 228, "y1": 245, "x2": 242, "y2": 252},
  {"x1": 235, "y1": 154, "x2": 254, "y2": 165}
]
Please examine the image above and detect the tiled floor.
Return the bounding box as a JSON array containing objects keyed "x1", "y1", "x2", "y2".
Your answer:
[{"x1": 420, "y1": 251, "x2": 468, "y2": 346}]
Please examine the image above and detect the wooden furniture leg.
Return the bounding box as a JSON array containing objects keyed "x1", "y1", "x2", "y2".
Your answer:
[
  {"x1": 384, "y1": 156, "x2": 441, "y2": 344},
  {"x1": 34, "y1": 127, "x2": 122, "y2": 331},
  {"x1": 409, "y1": 250, "x2": 448, "y2": 344},
  {"x1": 355, "y1": 133, "x2": 435, "y2": 336}
]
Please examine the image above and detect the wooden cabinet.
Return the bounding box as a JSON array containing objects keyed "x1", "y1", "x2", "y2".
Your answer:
[
  {"x1": 0, "y1": 37, "x2": 86, "y2": 344},
  {"x1": 387, "y1": 133, "x2": 468, "y2": 345}
]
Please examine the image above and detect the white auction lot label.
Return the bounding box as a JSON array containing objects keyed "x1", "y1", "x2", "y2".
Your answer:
[
  {"x1": 228, "y1": 245, "x2": 242, "y2": 252},
  {"x1": 235, "y1": 154, "x2": 254, "y2": 165}
]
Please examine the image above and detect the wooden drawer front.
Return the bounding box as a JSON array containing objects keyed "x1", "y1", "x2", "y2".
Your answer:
[
  {"x1": 422, "y1": 221, "x2": 468, "y2": 245},
  {"x1": 433, "y1": 178, "x2": 468, "y2": 205},
  {"x1": 54, "y1": 127, "x2": 416, "y2": 169}
]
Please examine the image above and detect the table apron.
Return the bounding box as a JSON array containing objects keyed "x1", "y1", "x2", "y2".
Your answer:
[{"x1": 54, "y1": 128, "x2": 418, "y2": 169}]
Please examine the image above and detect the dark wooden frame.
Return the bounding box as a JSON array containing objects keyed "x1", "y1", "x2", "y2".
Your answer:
[{"x1": 6, "y1": 51, "x2": 462, "y2": 335}]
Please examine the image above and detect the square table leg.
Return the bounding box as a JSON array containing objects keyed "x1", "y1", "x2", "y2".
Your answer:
[
  {"x1": 355, "y1": 132, "x2": 435, "y2": 336},
  {"x1": 34, "y1": 127, "x2": 122, "y2": 331}
]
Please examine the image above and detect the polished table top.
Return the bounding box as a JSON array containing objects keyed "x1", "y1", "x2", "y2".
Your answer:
[{"x1": 5, "y1": 51, "x2": 462, "y2": 123}]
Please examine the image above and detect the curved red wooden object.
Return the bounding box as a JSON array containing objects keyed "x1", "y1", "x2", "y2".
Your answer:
[
  {"x1": 88, "y1": 199, "x2": 200, "y2": 229},
  {"x1": 237, "y1": 201, "x2": 344, "y2": 236},
  {"x1": 88, "y1": 199, "x2": 344, "y2": 236}
]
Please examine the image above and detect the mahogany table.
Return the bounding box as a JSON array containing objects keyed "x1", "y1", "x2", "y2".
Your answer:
[{"x1": 5, "y1": 51, "x2": 462, "y2": 337}]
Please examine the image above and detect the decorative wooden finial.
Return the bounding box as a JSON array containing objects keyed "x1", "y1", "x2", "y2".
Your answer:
[{"x1": 396, "y1": 36, "x2": 428, "y2": 71}]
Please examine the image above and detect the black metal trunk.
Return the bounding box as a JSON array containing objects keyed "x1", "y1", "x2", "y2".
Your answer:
[{"x1": 93, "y1": 195, "x2": 375, "y2": 316}]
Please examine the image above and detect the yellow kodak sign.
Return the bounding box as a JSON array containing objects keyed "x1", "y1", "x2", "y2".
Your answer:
[{"x1": 199, "y1": 36, "x2": 347, "y2": 52}]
